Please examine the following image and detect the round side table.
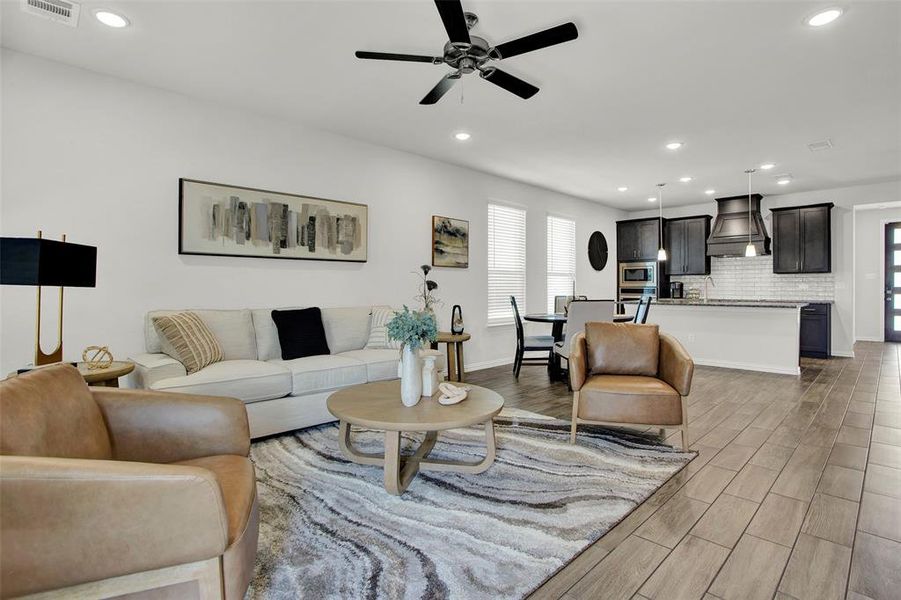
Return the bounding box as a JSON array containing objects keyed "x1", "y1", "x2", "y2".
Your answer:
[
  {"x1": 77, "y1": 361, "x2": 135, "y2": 387},
  {"x1": 432, "y1": 332, "x2": 471, "y2": 382}
]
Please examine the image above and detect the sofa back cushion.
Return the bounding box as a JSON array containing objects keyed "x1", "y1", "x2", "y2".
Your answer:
[
  {"x1": 252, "y1": 306, "x2": 303, "y2": 361},
  {"x1": 145, "y1": 309, "x2": 257, "y2": 361},
  {"x1": 0, "y1": 364, "x2": 112, "y2": 459},
  {"x1": 321, "y1": 307, "x2": 373, "y2": 354},
  {"x1": 585, "y1": 322, "x2": 660, "y2": 377}
]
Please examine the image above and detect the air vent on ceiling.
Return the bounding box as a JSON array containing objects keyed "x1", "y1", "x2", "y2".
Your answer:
[
  {"x1": 21, "y1": 0, "x2": 80, "y2": 26},
  {"x1": 807, "y1": 139, "x2": 834, "y2": 152}
]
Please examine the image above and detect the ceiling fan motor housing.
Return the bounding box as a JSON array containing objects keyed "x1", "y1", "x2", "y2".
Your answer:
[{"x1": 443, "y1": 35, "x2": 490, "y2": 73}]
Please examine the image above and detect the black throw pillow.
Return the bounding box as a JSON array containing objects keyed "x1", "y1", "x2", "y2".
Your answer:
[{"x1": 271, "y1": 308, "x2": 330, "y2": 360}]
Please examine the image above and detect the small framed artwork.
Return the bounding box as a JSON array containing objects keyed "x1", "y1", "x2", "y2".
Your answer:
[
  {"x1": 179, "y1": 178, "x2": 368, "y2": 262},
  {"x1": 432, "y1": 215, "x2": 469, "y2": 268}
]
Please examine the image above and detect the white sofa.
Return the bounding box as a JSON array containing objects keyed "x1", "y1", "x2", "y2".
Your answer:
[{"x1": 128, "y1": 306, "x2": 401, "y2": 438}]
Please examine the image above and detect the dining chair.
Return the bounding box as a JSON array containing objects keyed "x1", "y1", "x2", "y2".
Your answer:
[
  {"x1": 554, "y1": 300, "x2": 616, "y2": 386},
  {"x1": 634, "y1": 295, "x2": 652, "y2": 324},
  {"x1": 554, "y1": 295, "x2": 572, "y2": 314},
  {"x1": 510, "y1": 296, "x2": 555, "y2": 378}
]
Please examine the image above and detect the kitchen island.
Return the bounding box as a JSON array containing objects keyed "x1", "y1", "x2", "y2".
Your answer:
[{"x1": 641, "y1": 299, "x2": 810, "y2": 375}]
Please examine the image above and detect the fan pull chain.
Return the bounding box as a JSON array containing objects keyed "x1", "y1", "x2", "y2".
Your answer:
[{"x1": 460, "y1": 77, "x2": 465, "y2": 104}]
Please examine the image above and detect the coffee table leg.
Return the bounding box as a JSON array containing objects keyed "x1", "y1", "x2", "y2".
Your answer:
[
  {"x1": 418, "y1": 419, "x2": 497, "y2": 474},
  {"x1": 383, "y1": 431, "x2": 439, "y2": 495},
  {"x1": 339, "y1": 421, "x2": 384, "y2": 466}
]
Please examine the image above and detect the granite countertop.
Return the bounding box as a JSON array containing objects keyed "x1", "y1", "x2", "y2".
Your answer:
[{"x1": 653, "y1": 298, "x2": 814, "y2": 308}]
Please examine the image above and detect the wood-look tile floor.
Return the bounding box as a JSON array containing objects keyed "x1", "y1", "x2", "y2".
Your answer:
[{"x1": 466, "y1": 341, "x2": 901, "y2": 600}]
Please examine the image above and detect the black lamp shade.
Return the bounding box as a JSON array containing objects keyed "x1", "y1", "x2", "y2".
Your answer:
[{"x1": 1, "y1": 238, "x2": 97, "y2": 287}]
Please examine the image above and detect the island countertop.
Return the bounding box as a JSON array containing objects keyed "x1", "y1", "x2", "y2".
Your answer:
[{"x1": 617, "y1": 298, "x2": 833, "y2": 308}]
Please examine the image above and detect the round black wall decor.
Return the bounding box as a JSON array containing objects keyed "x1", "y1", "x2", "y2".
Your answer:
[{"x1": 588, "y1": 231, "x2": 608, "y2": 271}]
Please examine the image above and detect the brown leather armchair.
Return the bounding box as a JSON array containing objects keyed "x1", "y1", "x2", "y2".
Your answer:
[
  {"x1": 0, "y1": 364, "x2": 259, "y2": 600},
  {"x1": 569, "y1": 322, "x2": 693, "y2": 450}
]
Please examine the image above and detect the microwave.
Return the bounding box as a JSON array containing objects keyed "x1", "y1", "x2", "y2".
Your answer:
[{"x1": 619, "y1": 261, "x2": 657, "y2": 288}]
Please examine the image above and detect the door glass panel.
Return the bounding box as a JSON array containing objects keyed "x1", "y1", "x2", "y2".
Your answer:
[
  {"x1": 896, "y1": 272, "x2": 901, "y2": 288},
  {"x1": 895, "y1": 315, "x2": 901, "y2": 332},
  {"x1": 895, "y1": 227, "x2": 901, "y2": 244},
  {"x1": 895, "y1": 294, "x2": 901, "y2": 310},
  {"x1": 895, "y1": 250, "x2": 901, "y2": 266}
]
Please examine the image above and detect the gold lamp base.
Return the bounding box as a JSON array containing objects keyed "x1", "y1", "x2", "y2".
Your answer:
[{"x1": 34, "y1": 231, "x2": 65, "y2": 366}]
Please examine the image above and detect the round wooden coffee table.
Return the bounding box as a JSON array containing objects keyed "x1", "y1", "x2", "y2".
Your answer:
[{"x1": 327, "y1": 380, "x2": 504, "y2": 495}]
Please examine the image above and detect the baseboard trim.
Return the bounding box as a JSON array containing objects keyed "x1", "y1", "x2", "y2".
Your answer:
[
  {"x1": 831, "y1": 350, "x2": 855, "y2": 358},
  {"x1": 467, "y1": 357, "x2": 514, "y2": 372},
  {"x1": 693, "y1": 358, "x2": 800, "y2": 376},
  {"x1": 854, "y1": 336, "x2": 883, "y2": 343}
]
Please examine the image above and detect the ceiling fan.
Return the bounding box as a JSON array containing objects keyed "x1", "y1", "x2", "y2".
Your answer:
[{"x1": 355, "y1": 0, "x2": 578, "y2": 104}]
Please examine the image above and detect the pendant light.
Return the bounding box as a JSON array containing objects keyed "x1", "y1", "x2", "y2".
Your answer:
[
  {"x1": 744, "y1": 169, "x2": 757, "y2": 257},
  {"x1": 656, "y1": 183, "x2": 667, "y2": 261}
]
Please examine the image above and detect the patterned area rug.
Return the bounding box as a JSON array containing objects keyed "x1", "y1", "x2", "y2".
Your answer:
[{"x1": 248, "y1": 417, "x2": 693, "y2": 600}]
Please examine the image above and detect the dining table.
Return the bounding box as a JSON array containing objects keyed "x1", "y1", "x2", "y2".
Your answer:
[{"x1": 522, "y1": 310, "x2": 634, "y2": 381}]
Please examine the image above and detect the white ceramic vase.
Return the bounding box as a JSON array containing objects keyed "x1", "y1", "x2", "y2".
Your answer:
[{"x1": 400, "y1": 345, "x2": 423, "y2": 407}]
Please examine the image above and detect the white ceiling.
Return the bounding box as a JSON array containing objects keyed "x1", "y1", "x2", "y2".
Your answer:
[{"x1": 3, "y1": 0, "x2": 900, "y2": 209}]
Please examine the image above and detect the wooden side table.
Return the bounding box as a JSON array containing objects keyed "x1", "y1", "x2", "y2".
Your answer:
[
  {"x1": 77, "y1": 361, "x2": 135, "y2": 387},
  {"x1": 432, "y1": 332, "x2": 471, "y2": 382}
]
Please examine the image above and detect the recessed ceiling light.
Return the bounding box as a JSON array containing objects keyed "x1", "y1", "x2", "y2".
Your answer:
[
  {"x1": 776, "y1": 177, "x2": 792, "y2": 185},
  {"x1": 665, "y1": 141, "x2": 683, "y2": 151},
  {"x1": 760, "y1": 163, "x2": 776, "y2": 170},
  {"x1": 453, "y1": 132, "x2": 471, "y2": 141},
  {"x1": 705, "y1": 189, "x2": 716, "y2": 195},
  {"x1": 806, "y1": 8, "x2": 843, "y2": 27},
  {"x1": 617, "y1": 186, "x2": 628, "y2": 192},
  {"x1": 94, "y1": 10, "x2": 129, "y2": 28},
  {"x1": 647, "y1": 197, "x2": 657, "y2": 202},
  {"x1": 679, "y1": 176, "x2": 693, "y2": 183}
]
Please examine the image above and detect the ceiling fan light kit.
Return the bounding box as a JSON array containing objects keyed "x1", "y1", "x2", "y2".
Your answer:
[{"x1": 355, "y1": 0, "x2": 578, "y2": 104}]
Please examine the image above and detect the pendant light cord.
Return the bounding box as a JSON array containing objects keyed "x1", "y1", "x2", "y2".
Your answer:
[{"x1": 746, "y1": 169, "x2": 755, "y2": 247}]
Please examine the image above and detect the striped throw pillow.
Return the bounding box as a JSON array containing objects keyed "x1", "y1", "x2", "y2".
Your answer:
[
  {"x1": 152, "y1": 312, "x2": 223, "y2": 374},
  {"x1": 365, "y1": 306, "x2": 401, "y2": 350}
]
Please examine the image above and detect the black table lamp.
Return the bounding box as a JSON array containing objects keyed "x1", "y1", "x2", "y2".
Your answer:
[{"x1": 1, "y1": 232, "x2": 97, "y2": 365}]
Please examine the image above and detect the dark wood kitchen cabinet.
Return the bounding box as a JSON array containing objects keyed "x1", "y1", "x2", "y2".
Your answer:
[
  {"x1": 665, "y1": 215, "x2": 712, "y2": 275},
  {"x1": 800, "y1": 303, "x2": 831, "y2": 358},
  {"x1": 617, "y1": 218, "x2": 662, "y2": 261},
  {"x1": 771, "y1": 203, "x2": 833, "y2": 273}
]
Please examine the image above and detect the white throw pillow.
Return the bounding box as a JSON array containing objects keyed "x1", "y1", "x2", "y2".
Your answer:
[{"x1": 365, "y1": 306, "x2": 401, "y2": 350}]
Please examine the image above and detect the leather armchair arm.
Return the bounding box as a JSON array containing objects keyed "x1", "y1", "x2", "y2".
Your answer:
[
  {"x1": 0, "y1": 456, "x2": 229, "y2": 598},
  {"x1": 659, "y1": 334, "x2": 694, "y2": 396},
  {"x1": 93, "y1": 388, "x2": 251, "y2": 463},
  {"x1": 569, "y1": 333, "x2": 588, "y2": 391}
]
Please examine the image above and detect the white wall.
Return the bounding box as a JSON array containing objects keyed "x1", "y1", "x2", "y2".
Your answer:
[
  {"x1": 854, "y1": 206, "x2": 901, "y2": 341},
  {"x1": 0, "y1": 50, "x2": 624, "y2": 375},
  {"x1": 627, "y1": 180, "x2": 901, "y2": 356}
]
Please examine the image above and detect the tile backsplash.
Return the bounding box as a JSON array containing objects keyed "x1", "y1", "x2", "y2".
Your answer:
[{"x1": 672, "y1": 255, "x2": 835, "y2": 301}]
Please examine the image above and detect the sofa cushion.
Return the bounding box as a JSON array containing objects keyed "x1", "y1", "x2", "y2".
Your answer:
[
  {"x1": 271, "y1": 308, "x2": 330, "y2": 360},
  {"x1": 269, "y1": 355, "x2": 367, "y2": 396},
  {"x1": 0, "y1": 364, "x2": 112, "y2": 460},
  {"x1": 150, "y1": 360, "x2": 292, "y2": 404},
  {"x1": 321, "y1": 307, "x2": 373, "y2": 354},
  {"x1": 173, "y1": 455, "x2": 255, "y2": 544},
  {"x1": 585, "y1": 322, "x2": 660, "y2": 377},
  {"x1": 146, "y1": 309, "x2": 258, "y2": 361},
  {"x1": 251, "y1": 307, "x2": 303, "y2": 361},
  {"x1": 578, "y1": 375, "x2": 682, "y2": 426},
  {"x1": 338, "y1": 349, "x2": 401, "y2": 382},
  {"x1": 153, "y1": 312, "x2": 224, "y2": 374},
  {"x1": 365, "y1": 306, "x2": 402, "y2": 350}
]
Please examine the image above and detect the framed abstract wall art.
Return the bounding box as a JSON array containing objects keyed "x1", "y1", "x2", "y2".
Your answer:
[
  {"x1": 432, "y1": 215, "x2": 469, "y2": 268},
  {"x1": 178, "y1": 179, "x2": 368, "y2": 262}
]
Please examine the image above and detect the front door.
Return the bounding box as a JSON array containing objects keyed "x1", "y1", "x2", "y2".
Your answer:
[{"x1": 886, "y1": 222, "x2": 901, "y2": 343}]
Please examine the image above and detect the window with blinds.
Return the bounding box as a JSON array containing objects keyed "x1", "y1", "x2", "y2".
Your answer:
[
  {"x1": 547, "y1": 215, "x2": 576, "y2": 312},
  {"x1": 487, "y1": 203, "x2": 527, "y2": 325}
]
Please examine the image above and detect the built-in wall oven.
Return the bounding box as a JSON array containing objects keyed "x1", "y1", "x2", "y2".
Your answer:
[
  {"x1": 619, "y1": 286, "x2": 658, "y2": 301},
  {"x1": 619, "y1": 261, "x2": 657, "y2": 288}
]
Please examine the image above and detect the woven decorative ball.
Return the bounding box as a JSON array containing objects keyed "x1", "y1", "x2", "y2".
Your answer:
[{"x1": 82, "y1": 346, "x2": 114, "y2": 370}]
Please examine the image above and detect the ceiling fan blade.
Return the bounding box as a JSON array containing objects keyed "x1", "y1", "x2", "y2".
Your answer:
[
  {"x1": 355, "y1": 51, "x2": 439, "y2": 63},
  {"x1": 491, "y1": 22, "x2": 578, "y2": 59},
  {"x1": 434, "y1": 0, "x2": 471, "y2": 44},
  {"x1": 420, "y1": 73, "x2": 461, "y2": 105},
  {"x1": 480, "y1": 68, "x2": 539, "y2": 99}
]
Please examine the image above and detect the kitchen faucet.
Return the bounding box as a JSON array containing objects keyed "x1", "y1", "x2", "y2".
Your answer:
[{"x1": 703, "y1": 275, "x2": 716, "y2": 302}]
